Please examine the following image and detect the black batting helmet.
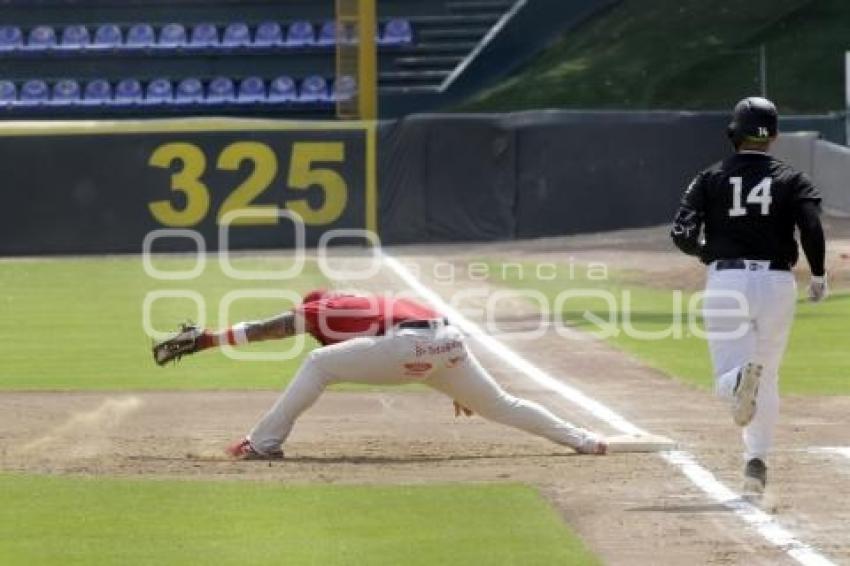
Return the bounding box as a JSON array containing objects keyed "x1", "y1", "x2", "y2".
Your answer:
[{"x1": 726, "y1": 96, "x2": 778, "y2": 146}]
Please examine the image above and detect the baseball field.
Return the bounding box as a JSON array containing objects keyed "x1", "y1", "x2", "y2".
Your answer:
[{"x1": 2, "y1": 219, "x2": 850, "y2": 565}]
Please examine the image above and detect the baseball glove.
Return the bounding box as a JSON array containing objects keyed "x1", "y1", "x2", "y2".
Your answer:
[{"x1": 152, "y1": 323, "x2": 203, "y2": 366}]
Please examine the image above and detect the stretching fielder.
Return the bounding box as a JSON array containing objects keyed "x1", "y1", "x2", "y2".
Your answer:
[
  {"x1": 153, "y1": 290, "x2": 607, "y2": 459},
  {"x1": 671, "y1": 97, "x2": 826, "y2": 493}
]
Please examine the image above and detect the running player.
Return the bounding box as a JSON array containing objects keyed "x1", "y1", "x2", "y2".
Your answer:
[{"x1": 671, "y1": 96, "x2": 827, "y2": 494}]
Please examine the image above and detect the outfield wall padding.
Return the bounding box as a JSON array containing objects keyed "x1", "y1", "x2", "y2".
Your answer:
[
  {"x1": 378, "y1": 111, "x2": 732, "y2": 242},
  {"x1": 0, "y1": 119, "x2": 373, "y2": 254},
  {"x1": 0, "y1": 111, "x2": 843, "y2": 254}
]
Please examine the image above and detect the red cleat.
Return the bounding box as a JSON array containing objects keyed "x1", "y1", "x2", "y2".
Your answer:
[
  {"x1": 226, "y1": 437, "x2": 284, "y2": 460},
  {"x1": 575, "y1": 435, "x2": 607, "y2": 455}
]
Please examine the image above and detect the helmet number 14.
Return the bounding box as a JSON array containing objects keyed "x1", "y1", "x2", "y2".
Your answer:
[{"x1": 729, "y1": 176, "x2": 772, "y2": 217}]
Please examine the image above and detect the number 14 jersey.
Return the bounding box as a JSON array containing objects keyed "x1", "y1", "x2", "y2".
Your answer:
[{"x1": 681, "y1": 150, "x2": 821, "y2": 266}]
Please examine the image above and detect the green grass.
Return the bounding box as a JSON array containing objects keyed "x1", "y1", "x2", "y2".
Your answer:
[
  {"x1": 0, "y1": 256, "x2": 327, "y2": 390},
  {"x1": 487, "y1": 261, "x2": 850, "y2": 395},
  {"x1": 0, "y1": 473, "x2": 600, "y2": 566},
  {"x1": 463, "y1": 0, "x2": 848, "y2": 113}
]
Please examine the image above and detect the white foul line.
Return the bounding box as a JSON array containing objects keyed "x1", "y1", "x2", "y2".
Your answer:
[
  {"x1": 379, "y1": 251, "x2": 836, "y2": 566},
  {"x1": 810, "y1": 447, "x2": 850, "y2": 460}
]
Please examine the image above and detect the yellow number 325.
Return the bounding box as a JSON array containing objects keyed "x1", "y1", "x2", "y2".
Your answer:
[{"x1": 147, "y1": 141, "x2": 348, "y2": 227}]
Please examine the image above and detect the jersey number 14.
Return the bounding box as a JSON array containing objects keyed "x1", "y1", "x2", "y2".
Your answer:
[{"x1": 728, "y1": 176, "x2": 772, "y2": 217}]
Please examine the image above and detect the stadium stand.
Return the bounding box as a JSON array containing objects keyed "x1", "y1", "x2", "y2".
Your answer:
[{"x1": 0, "y1": 0, "x2": 524, "y2": 118}]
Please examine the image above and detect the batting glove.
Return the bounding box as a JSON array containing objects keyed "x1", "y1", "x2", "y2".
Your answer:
[{"x1": 808, "y1": 274, "x2": 828, "y2": 303}]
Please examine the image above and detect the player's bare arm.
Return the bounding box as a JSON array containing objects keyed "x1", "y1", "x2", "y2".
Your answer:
[{"x1": 152, "y1": 310, "x2": 301, "y2": 366}]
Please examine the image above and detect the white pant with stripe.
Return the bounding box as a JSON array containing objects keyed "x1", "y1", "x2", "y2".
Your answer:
[{"x1": 249, "y1": 323, "x2": 594, "y2": 454}]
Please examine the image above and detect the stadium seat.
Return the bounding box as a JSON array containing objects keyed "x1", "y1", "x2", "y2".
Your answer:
[
  {"x1": 0, "y1": 25, "x2": 24, "y2": 52},
  {"x1": 145, "y1": 78, "x2": 173, "y2": 104},
  {"x1": 254, "y1": 21, "x2": 283, "y2": 47},
  {"x1": 60, "y1": 25, "x2": 90, "y2": 49},
  {"x1": 83, "y1": 79, "x2": 112, "y2": 105},
  {"x1": 92, "y1": 24, "x2": 122, "y2": 49},
  {"x1": 19, "y1": 79, "x2": 49, "y2": 105},
  {"x1": 114, "y1": 78, "x2": 143, "y2": 104},
  {"x1": 126, "y1": 24, "x2": 156, "y2": 48},
  {"x1": 158, "y1": 23, "x2": 187, "y2": 48},
  {"x1": 207, "y1": 76, "x2": 235, "y2": 103},
  {"x1": 189, "y1": 23, "x2": 219, "y2": 48},
  {"x1": 25, "y1": 26, "x2": 57, "y2": 50},
  {"x1": 317, "y1": 21, "x2": 344, "y2": 46},
  {"x1": 298, "y1": 75, "x2": 328, "y2": 102},
  {"x1": 237, "y1": 76, "x2": 266, "y2": 103},
  {"x1": 51, "y1": 79, "x2": 82, "y2": 105},
  {"x1": 333, "y1": 75, "x2": 357, "y2": 102},
  {"x1": 286, "y1": 21, "x2": 315, "y2": 47},
  {"x1": 0, "y1": 80, "x2": 16, "y2": 105},
  {"x1": 223, "y1": 22, "x2": 251, "y2": 47},
  {"x1": 268, "y1": 75, "x2": 296, "y2": 102},
  {"x1": 382, "y1": 18, "x2": 413, "y2": 45},
  {"x1": 175, "y1": 77, "x2": 204, "y2": 103}
]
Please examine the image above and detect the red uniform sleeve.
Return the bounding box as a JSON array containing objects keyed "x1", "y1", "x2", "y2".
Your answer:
[{"x1": 297, "y1": 295, "x2": 383, "y2": 345}]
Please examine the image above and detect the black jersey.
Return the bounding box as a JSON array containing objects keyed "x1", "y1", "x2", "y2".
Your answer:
[{"x1": 679, "y1": 151, "x2": 821, "y2": 266}]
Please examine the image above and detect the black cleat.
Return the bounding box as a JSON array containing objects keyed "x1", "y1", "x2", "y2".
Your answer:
[{"x1": 744, "y1": 457, "x2": 767, "y2": 494}]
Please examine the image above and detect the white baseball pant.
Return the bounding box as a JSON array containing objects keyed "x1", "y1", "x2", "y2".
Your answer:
[
  {"x1": 701, "y1": 261, "x2": 797, "y2": 462},
  {"x1": 249, "y1": 323, "x2": 595, "y2": 454}
]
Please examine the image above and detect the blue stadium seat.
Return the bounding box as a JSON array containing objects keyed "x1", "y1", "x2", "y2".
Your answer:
[
  {"x1": 382, "y1": 18, "x2": 413, "y2": 45},
  {"x1": 60, "y1": 25, "x2": 90, "y2": 50},
  {"x1": 25, "y1": 26, "x2": 57, "y2": 50},
  {"x1": 0, "y1": 80, "x2": 16, "y2": 105},
  {"x1": 92, "y1": 24, "x2": 122, "y2": 49},
  {"x1": 83, "y1": 79, "x2": 112, "y2": 105},
  {"x1": 158, "y1": 23, "x2": 187, "y2": 48},
  {"x1": 223, "y1": 22, "x2": 251, "y2": 47},
  {"x1": 254, "y1": 21, "x2": 283, "y2": 47},
  {"x1": 19, "y1": 80, "x2": 49, "y2": 105},
  {"x1": 207, "y1": 76, "x2": 235, "y2": 103},
  {"x1": 317, "y1": 21, "x2": 343, "y2": 46},
  {"x1": 237, "y1": 76, "x2": 266, "y2": 103},
  {"x1": 175, "y1": 77, "x2": 204, "y2": 104},
  {"x1": 298, "y1": 75, "x2": 328, "y2": 102},
  {"x1": 333, "y1": 75, "x2": 357, "y2": 102},
  {"x1": 190, "y1": 23, "x2": 219, "y2": 48},
  {"x1": 51, "y1": 79, "x2": 82, "y2": 105},
  {"x1": 0, "y1": 26, "x2": 24, "y2": 52},
  {"x1": 126, "y1": 24, "x2": 155, "y2": 48},
  {"x1": 145, "y1": 78, "x2": 173, "y2": 104},
  {"x1": 286, "y1": 21, "x2": 315, "y2": 47},
  {"x1": 114, "y1": 78, "x2": 143, "y2": 105},
  {"x1": 268, "y1": 75, "x2": 296, "y2": 102}
]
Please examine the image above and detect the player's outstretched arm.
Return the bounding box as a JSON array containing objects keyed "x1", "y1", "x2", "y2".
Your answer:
[{"x1": 152, "y1": 311, "x2": 303, "y2": 366}]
